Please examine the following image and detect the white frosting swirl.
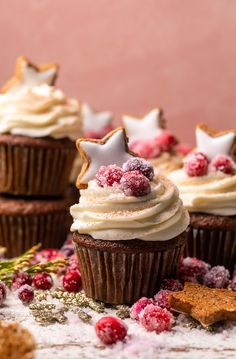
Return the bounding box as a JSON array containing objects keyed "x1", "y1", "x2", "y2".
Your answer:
[
  {"x1": 168, "y1": 169, "x2": 236, "y2": 215},
  {"x1": 0, "y1": 84, "x2": 81, "y2": 140},
  {"x1": 70, "y1": 176, "x2": 189, "y2": 241}
]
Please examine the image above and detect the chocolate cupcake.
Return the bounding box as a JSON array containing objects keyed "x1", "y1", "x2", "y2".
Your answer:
[
  {"x1": 70, "y1": 128, "x2": 189, "y2": 305},
  {"x1": 168, "y1": 123, "x2": 236, "y2": 272},
  {"x1": 0, "y1": 195, "x2": 70, "y2": 257},
  {"x1": 0, "y1": 56, "x2": 81, "y2": 196},
  {"x1": 122, "y1": 109, "x2": 191, "y2": 176}
]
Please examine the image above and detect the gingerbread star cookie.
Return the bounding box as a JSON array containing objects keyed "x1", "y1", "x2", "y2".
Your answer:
[
  {"x1": 169, "y1": 282, "x2": 236, "y2": 326},
  {"x1": 196, "y1": 123, "x2": 236, "y2": 160},
  {"x1": 122, "y1": 108, "x2": 165, "y2": 142},
  {"x1": 1, "y1": 56, "x2": 59, "y2": 94},
  {"x1": 76, "y1": 127, "x2": 135, "y2": 188},
  {"x1": 82, "y1": 103, "x2": 113, "y2": 132}
]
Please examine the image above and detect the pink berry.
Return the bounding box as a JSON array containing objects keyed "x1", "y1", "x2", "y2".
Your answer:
[
  {"x1": 161, "y1": 279, "x2": 183, "y2": 292},
  {"x1": 12, "y1": 272, "x2": 32, "y2": 290},
  {"x1": 62, "y1": 270, "x2": 82, "y2": 292},
  {"x1": 123, "y1": 158, "x2": 154, "y2": 180},
  {"x1": 231, "y1": 275, "x2": 236, "y2": 291},
  {"x1": 155, "y1": 131, "x2": 176, "y2": 152},
  {"x1": 179, "y1": 257, "x2": 210, "y2": 283},
  {"x1": 203, "y1": 266, "x2": 230, "y2": 288},
  {"x1": 68, "y1": 254, "x2": 80, "y2": 273},
  {"x1": 96, "y1": 165, "x2": 123, "y2": 187},
  {"x1": 176, "y1": 143, "x2": 192, "y2": 156},
  {"x1": 84, "y1": 130, "x2": 101, "y2": 139},
  {"x1": 210, "y1": 155, "x2": 235, "y2": 174},
  {"x1": 184, "y1": 152, "x2": 209, "y2": 177},
  {"x1": 33, "y1": 272, "x2": 53, "y2": 290},
  {"x1": 120, "y1": 171, "x2": 151, "y2": 197},
  {"x1": 17, "y1": 284, "x2": 34, "y2": 303},
  {"x1": 139, "y1": 304, "x2": 174, "y2": 333},
  {"x1": 95, "y1": 316, "x2": 127, "y2": 345},
  {"x1": 34, "y1": 248, "x2": 64, "y2": 264},
  {"x1": 100, "y1": 125, "x2": 114, "y2": 137},
  {"x1": 130, "y1": 297, "x2": 154, "y2": 320},
  {"x1": 130, "y1": 139, "x2": 160, "y2": 159},
  {"x1": 0, "y1": 281, "x2": 6, "y2": 305},
  {"x1": 154, "y1": 290, "x2": 170, "y2": 310}
]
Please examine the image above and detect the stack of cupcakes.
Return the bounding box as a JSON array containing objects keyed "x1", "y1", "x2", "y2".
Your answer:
[{"x1": 0, "y1": 56, "x2": 82, "y2": 257}]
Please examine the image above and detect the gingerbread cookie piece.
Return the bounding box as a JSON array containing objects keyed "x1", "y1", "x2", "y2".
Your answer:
[
  {"x1": 169, "y1": 282, "x2": 236, "y2": 326},
  {"x1": 1, "y1": 56, "x2": 59, "y2": 94},
  {"x1": 122, "y1": 108, "x2": 165, "y2": 142},
  {"x1": 0, "y1": 321, "x2": 36, "y2": 359},
  {"x1": 196, "y1": 123, "x2": 236, "y2": 160},
  {"x1": 76, "y1": 127, "x2": 135, "y2": 188}
]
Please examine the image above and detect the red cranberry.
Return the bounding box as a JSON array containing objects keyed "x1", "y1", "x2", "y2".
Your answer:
[
  {"x1": 33, "y1": 272, "x2": 53, "y2": 290},
  {"x1": 231, "y1": 275, "x2": 236, "y2": 291},
  {"x1": 184, "y1": 152, "x2": 209, "y2": 177},
  {"x1": 139, "y1": 304, "x2": 174, "y2": 333},
  {"x1": 12, "y1": 272, "x2": 33, "y2": 290},
  {"x1": 203, "y1": 266, "x2": 230, "y2": 288},
  {"x1": 62, "y1": 270, "x2": 82, "y2": 292},
  {"x1": 123, "y1": 158, "x2": 154, "y2": 180},
  {"x1": 33, "y1": 248, "x2": 64, "y2": 264},
  {"x1": 17, "y1": 284, "x2": 34, "y2": 303},
  {"x1": 160, "y1": 279, "x2": 183, "y2": 292},
  {"x1": 84, "y1": 130, "x2": 101, "y2": 139},
  {"x1": 100, "y1": 125, "x2": 114, "y2": 137},
  {"x1": 210, "y1": 155, "x2": 235, "y2": 175},
  {"x1": 155, "y1": 131, "x2": 176, "y2": 152},
  {"x1": 120, "y1": 171, "x2": 151, "y2": 197},
  {"x1": 96, "y1": 165, "x2": 123, "y2": 187},
  {"x1": 179, "y1": 257, "x2": 210, "y2": 283},
  {"x1": 176, "y1": 143, "x2": 192, "y2": 156},
  {"x1": 95, "y1": 316, "x2": 127, "y2": 345},
  {"x1": 154, "y1": 290, "x2": 170, "y2": 310},
  {"x1": 130, "y1": 297, "x2": 154, "y2": 320},
  {"x1": 130, "y1": 139, "x2": 160, "y2": 159}
]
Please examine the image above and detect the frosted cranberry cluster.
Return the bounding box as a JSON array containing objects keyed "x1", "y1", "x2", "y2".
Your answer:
[
  {"x1": 184, "y1": 152, "x2": 235, "y2": 177},
  {"x1": 95, "y1": 158, "x2": 154, "y2": 197},
  {"x1": 84, "y1": 125, "x2": 114, "y2": 140}
]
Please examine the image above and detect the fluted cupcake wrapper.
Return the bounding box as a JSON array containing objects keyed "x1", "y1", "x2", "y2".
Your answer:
[
  {"x1": 73, "y1": 233, "x2": 186, "y2": 305},
  {"x1": 0, "y1": 136, "x2": 76, "y2": 197},
  {"x1": 186, "y1": 226, "x2": 236, "y2": 273},
  {"x1": 0, "y1": 211, "x2": 69, "y2": 258}
]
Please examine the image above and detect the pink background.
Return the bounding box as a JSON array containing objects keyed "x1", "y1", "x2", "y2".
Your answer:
[{"x1": 0, "y1": 0, "x2": 236, "y2": 143}]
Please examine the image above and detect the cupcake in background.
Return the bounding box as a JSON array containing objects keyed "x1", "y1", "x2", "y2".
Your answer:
[
  {"x1": 123, "y1": 108, "x2": 191, "y2": 176},
  {"x1": 70, "y1": 127, "x2": 189, "y2": 305},
  {"x1": 0, "y1": 56, "x2": 81, "y2": 197},
  {"x1": 168, "y1": 123, "x2": 236, "y2": 272}
]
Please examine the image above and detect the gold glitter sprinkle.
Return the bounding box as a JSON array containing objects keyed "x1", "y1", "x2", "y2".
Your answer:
[
  {"x1": 77, "y1": 310, "x2": 92, "y2": 323},
  {"x1": 115, "y1": 305, "x2": 130, "y2": 319}
]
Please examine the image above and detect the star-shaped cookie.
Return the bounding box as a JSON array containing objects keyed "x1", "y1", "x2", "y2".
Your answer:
[
  {"x1": 76, "y1": 127, "x2": 135, "y2": 188},
  {"x1": 169, "y1": 282, "x2": 236, "y2": 326},
  {"x1": 1, "y1": 56, "x2": 59, "y2": 94},
  {"x1": 82, "y1": 103, "x2": 113, "y2": 132},
  {"x1": 122, "y1": 108, "x2": 165, "y2": 142},
  {"x1": 196, "y1": 123, "x2": 236, "y2": 160}
]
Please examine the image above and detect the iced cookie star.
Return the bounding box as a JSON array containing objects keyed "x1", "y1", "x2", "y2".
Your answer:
[
  {"x1": 82, "y1": 103, "x2": 113, "y2": 132},
  {"x1": 169, "y1": 282, "x2": 236, "y2": 326},
  {"x1": 76, "y1": 127, "x2": 135, "y2": 188},
  {"x1": 196, "y1": 124, "x2": 236, "y2": 160},
  {"x1": 1, "y1": 56, "x2": 59, "y2": 94},
  {"x1": 122, "y1": 108, "x2": 165, "y2": 142}
]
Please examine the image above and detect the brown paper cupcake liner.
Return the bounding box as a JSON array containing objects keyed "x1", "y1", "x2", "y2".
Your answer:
[
  {"x1": 185, "y1": 213, "x2": 236, "y2": 273},
  {"x1": 0, "y1": 135, "x2": 76, "y2": 197},
  {"x1": 73, "y1": 232, "x2": 186, "y2": 305},
  {"x1": 0, "y1": 196, "x2": 70, "y2": 258}
]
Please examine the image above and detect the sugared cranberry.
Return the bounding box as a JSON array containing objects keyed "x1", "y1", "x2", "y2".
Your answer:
[
  {"x1": 101, "y1": 125, "x2": 114, "y2": 137},
  {"x1": 130, "y1": 139, "x2": 160, "y2": 159},
  {"x1": 179, "y1": 257, "x2": 210, "y2": 283},
  {"x1": 123, "y1": 158, "x2": 154, "y2": 180},
  {"x1": 120, "y1": 171, "x2": 151, "y2": 197},
  {"x1": 161, "y1": 279, "x2": 183, "y2": 292},
  {"x1": 130, "y1": 297, "x2": 154, "y2": 320},
  {"x1": 62, "y1": 270, "x2": 82, "y2": 292},
  {"x1": 203, "y1": 266, "x2": 230, "y2": 288},
  {"x1": 176, "y1": 143, "x2": 192, "y2": 156},
  {"x1": 210, "y1": 155, "x2": 235, "y2": 175},
  {"x1": 33, "y1": 272, "x2": 53, "y2": 290},
  {"x1": 0, "y1": 281, "x2": 6, "y2": 305},
  {"x1": 68, "y1": 254, "x2": 80, "y2": 273},
  {"x1": 17, "y1": 284, "x2": 34, "y2": 303},
  {"x1": 231, "y1": 275, "x2": 236, "y2": 291},
  {"x1": 139, "y1": 304, "x2": 174, "y2": 333},
  {"x1": 155, "y1": 131, "x2": 176, "y2": 152},
  {"x1": 12, "y1": 272, "x2": 33, "y2": 290},
  {"x1": 184, "y1": 152, "x2": 209, "y2": 177},
  {"x1": 34, "y1": 248, "x2": 64, "y2": 264},
  {"x1": 84, "y1": 130, "x2": 101, "y2": 139},
  {"x1": 154, "y1": 290, "x2": 170, "y2": 310},
  {"x1": 96, "y1": 165, "x2": 123, "y2": 187},
  {"x1": 95, "y1": 316, "x2": 127, "y2": 345}
]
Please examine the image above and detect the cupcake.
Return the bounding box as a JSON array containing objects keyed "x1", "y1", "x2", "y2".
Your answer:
[
  {"x1": 123, "y1": 109, "x2": 191, "y2": 176},
  {"x1": 70, "y1": 127, "x2": 189, "y2": 304},
  {"x1": 168, "y1": 123, "x2": 236, "y2": 272},
  {"x1": 0, "y1": 56, "x2": 81, "y2": 196}
]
